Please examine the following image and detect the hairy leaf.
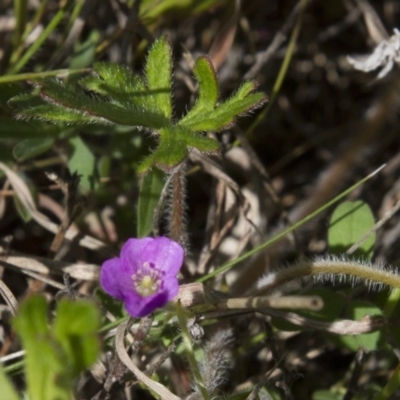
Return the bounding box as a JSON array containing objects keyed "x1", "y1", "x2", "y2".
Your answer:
[
  {"x1": 145, "y1": 36, "x2": 172, "y2": 118},
  {"x1": 179, "y1": 80, "x2": 266, "y2": 131},
  {"x1": 10, "y1": 36, "x2": 267, "y2": 173},
  {"x1": 138, "y1": 125, "x2": 219, "y2": 173},
  {"x1": 179, "y1": 56, "x2": 218, "y2": 125}
]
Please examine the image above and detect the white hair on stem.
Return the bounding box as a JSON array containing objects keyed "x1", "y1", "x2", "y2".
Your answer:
[{"x1": 256, "y1": 255, "x2": 400, "y2": 294}]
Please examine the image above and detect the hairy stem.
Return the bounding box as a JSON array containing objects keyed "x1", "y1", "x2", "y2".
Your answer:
[
  {"x1": 256, "y1": 257, "x2": 400, "y2": 294},
  {"x1": 168, "y1": 163, "x2": 189, "y2": 250}
]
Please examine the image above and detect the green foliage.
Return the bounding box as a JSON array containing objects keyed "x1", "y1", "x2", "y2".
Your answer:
[
  {"x1": 0, "y1": 363, "x2": 19, "y2": 400},
  {"x1": 10, "y1": 36, "x2": 266, "y2": 173},
  {"x1": 137, "y1": 168, "x2": 165, "y2": 237},
  {"x1": 139, "y1": 0, "x2": 226, "y2": 21},
  {"x1": 328, "y1": 200, "x2": 376, "y2": 258},
  {"x1": 13, "y1": 137, "x2": 55, "y2": 161},
  {"x1": 312, "y1": 390, "x2": 344, "y2": 400},
  {"x1": 68, "y1": 136, "x2": 96, "y2": 192},
  {"x1": 13, "y1": 296, "x2": 100, "y2": 400}
]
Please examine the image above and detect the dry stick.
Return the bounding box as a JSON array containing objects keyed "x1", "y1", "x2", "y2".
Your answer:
[
  {"x1": 120, "y1": 0, "x2": 143, "y2": 65},
  {"x1": 246, "y1": 351, "x2": 286, "y2": 400},
  {"x1": 104, "y1": 315, "x2": 153, "y2": 393},
  {"x1": 45, "y1": 171, "x2": 84, "y2": 257},
  {"x1": 175, "y1": 283, "x2": 323, "y2": 320},
  {"x1": 144, "y1": 342, "x2": 177, "y2": 377},
  {"x1": 343, "y1": 348, "x2": 369, "y2": 400},
  {"x1": 355, "y1": 0, "x2": 389, "y2": 43},
  {"x1": 190, "y1": 148, "x2": 247, "y2": 208},
  {"x1": 244, "y1": 0, "x2": 310, "y2": 80},
  {"x1": 115, "y1": 320, "x2": 181, "y2": 400},
  {"x1": 236, "y1": 129, "x2": 299, "y2": 254},
  {"x1": 0, "y1": 238, "x2": 18, "y2": 315},
  {"x1": 190, "y1": 149, "x2": 256, "y2": 234},
  {"x1": 46, "y1": 0, "x2": 98, "y2": 69},
  {"x1": 0, "y1": 280, "x2": 18, "y2": 316},
  {"x1": 259, "y1": 309, "x2": 385, "y2": 335},
  {"x1": 0, "y1": 249, "x2": 100, "y2": 281},
  {"x1": 0, "y1": 161, "x2": 108, "y2": 252},
  {"x1": 208, "y1": 0, "x2": 240, "y2": 70},
  {"x1": 216, "y1": 295, "x2": 323, "y2": 311},
  {"x1": 198, "y1": 180, "x2": 242, "y2": 274},
  {"x1": 263, "y1": 321, "x2": 295, "y2": 400},
  {"x1": 318, "y1": 6, "x2": 362, "y2": 42}
]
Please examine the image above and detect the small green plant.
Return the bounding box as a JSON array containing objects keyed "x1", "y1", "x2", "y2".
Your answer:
[
  {"x1": 9, "y1": 36, "x2": 266, "y2": 174},
  {"x1": 2, "y1": 296, "x2": 100, "y2": 400}
]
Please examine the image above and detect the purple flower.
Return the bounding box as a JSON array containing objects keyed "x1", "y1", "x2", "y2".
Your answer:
[{"x1": 100, "y1": 237, "x2": 184, "y2": 317}]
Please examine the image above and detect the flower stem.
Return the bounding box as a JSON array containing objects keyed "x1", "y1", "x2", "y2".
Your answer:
[
  {"x1": 168, "y1": 163, "x2": 188, "y2": 250},
  {"x1": 175, "y1": 302, "x2": 210, "y2": 400}
]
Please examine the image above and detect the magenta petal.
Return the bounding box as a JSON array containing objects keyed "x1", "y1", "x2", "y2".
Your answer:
[
  {"x1": 120, "y1": 237, "x2": 155, "y2": 271},
  {"x1": 124, "y1": 291, "x2": 170, "y2": 317},
  {"x1": 142, "y1": 237, "x2": 184, "y2": 274},
  {"x1": 162, "y1": 276, "x2": 180, "y2": 301},
  {"x1": 101, "y1": 236, "x2": 184, "y2": 317},
  {"x1": 100, "y1": 258, "x2": 126, "y2": 301}
]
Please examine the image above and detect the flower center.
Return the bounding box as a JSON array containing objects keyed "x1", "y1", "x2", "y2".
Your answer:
[{"x1": 131, "y1": 261, "x2": 161, "y2": 297}]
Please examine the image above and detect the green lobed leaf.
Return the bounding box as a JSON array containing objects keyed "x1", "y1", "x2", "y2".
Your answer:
[
  {"x1": 137, "y1": 168, "x2": 166, "y2": 237},
  {"x1": 137, "y1": 125, "x2": 219, "y2": 173},
  {"x1": 179, "y1": 83, "x2": 266, "y2": 131},
  {"x1": 179, "y1": 56, "x2": 218, "y2": 125},
  {"x1": 81, "y1": 62, "x2": 150, "y2": 108},
  {"x1": 19, "y1": 78, "x2": 169, "y2": 128},
  {"x1": 9, "y1": 36, "x2": 266, "y2": 175},
  {"x1": 145, "y1": 36, "x2": 172, "y2": 118},
  {"x1": 15, "y1": 104, "x2": 101, "y2": 124},
  {"x1": 138, "y1": 137, "x2": 188, "y2": 174},
  {"x1": 8, "y1": 90, "x2": 44, "y2": 108},
  {"x1": 328, "y1": 200, "x2": 376, "y2": 259}
]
